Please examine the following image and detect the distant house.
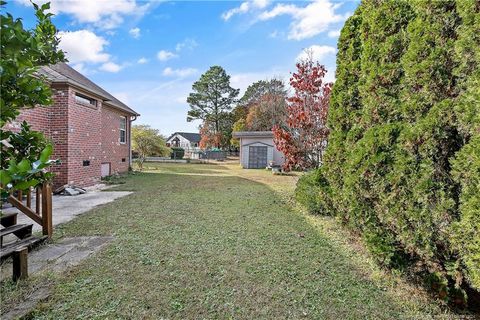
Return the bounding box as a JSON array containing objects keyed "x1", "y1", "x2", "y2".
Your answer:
[
  {"x1": 6, "y1": 62, "x2": 140, "y2": 188},
  {"x1": 232, "y1": 131, "x2": 285, "y2": 169},
  {"x1": 166, "y1": 132, "x2": 201, "y2": 150}
]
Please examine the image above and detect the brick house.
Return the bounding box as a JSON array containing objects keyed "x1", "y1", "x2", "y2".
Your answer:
[{"x1": 8, "y1": 62, "x2": 139, "y2": 188}]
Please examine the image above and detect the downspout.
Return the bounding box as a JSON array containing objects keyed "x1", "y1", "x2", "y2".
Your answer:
[{"x1": 129, "y1": 115, "x2": 137, "y2": 169}]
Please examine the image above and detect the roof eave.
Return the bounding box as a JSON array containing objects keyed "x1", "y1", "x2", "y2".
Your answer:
[
  {"x1": 102, "y1": 101, "x2": 140, "y2": 116},
  {"x1": 52, "y1": 79, "x2": 140, "y2": 116}
]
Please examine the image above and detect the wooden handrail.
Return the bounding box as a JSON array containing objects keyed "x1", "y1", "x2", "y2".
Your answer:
[
  {"x1": 7, "y1": 196, "x2": 42, "y2": 225},
  {"x1": 7, "y1": 183, "x2": 53, "y2": 238}
]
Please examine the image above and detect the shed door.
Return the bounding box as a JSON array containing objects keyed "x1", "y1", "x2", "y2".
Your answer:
[
  {"x1": 248, "y1": 146, "x2": 268, "y2": 169},
  {"x1": 101, "y1": 163, "x2": 111, "y2": 177}
]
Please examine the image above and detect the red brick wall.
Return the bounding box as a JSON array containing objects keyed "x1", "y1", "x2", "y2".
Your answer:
[
  {"x1": 66, "y1": 87, "x2": 103, "y2": 187},
  {"x1": 101, "y1": 104, "x2": 131, "y2": 176},
  {"x1": 7, "y1": 86, "x2": 70, "y2": 187},
  {"x1": 48, "y1": 87, "x2": 70, "y2": 187},
  {"x1": 8, "y1": 85, "x2": 132, "y2": 188}
]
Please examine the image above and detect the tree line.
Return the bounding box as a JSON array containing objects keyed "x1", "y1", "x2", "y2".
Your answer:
[{"x1": 186, "y1": 55, "x2": 332, "y2": 170}]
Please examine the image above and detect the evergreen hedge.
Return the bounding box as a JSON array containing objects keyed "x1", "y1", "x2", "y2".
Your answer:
[{"x1": 297, "y1": 0, "x2": 479, "y2": 305}]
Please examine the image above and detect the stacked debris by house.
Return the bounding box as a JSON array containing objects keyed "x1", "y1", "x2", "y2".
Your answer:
[{"x1": 54, "y1": 185, "x2": 86, "y2": 196}]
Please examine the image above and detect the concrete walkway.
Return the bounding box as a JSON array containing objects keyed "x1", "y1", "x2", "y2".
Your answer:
[
  {"x1": 0, "y1": 236, "x2": 114, "y2": 280},
  {"x1": 5, "y1": 187, "x2": 132, "y2": 232},
  {"x1": 1, "y1": 187, "x2": 131, "y2": 319},
  {"x1": 1, "y1": 236, "x2": 114, "y2": 319}
]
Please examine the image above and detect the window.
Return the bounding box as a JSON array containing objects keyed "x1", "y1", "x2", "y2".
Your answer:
[
  {"x1": 172, "y1": 137, "x2": 180, "y2": 147},
  {"x1": 75, "y1": 93, "x2": 96, "y2": 106},
  {"x1": 120, "y1": 116, "x2": 127, "y2": 143}
]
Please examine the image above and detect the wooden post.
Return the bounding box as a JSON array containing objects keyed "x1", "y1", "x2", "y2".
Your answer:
[
  {"x1": 12, "y1": 247, "x2": 28, "y2": 281},
  {"x1": 36, "y1": 187, "x2": 41, "y2": 214},
  {"x1": 41, "y1": 183, "x2": 53, "y2": 238},
  {"x1": 17, "y1": 190, "x2": 23, "y2": 202},
  {"x1": 26, "y1": 188, "x2": 32, "y2": 208}
]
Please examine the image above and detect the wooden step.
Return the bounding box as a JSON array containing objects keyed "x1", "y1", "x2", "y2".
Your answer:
[
  {"x1": 1, "y1": 212, "x2": 18, "y2": 228},
  {"x1": 0, "y1": 235, "x2": 48, "y2": 261},
  {"x1": 0, "y1": 224, "x2": 33, "y2": 246}
]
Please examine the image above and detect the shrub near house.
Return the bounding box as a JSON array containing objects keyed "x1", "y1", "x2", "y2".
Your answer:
[
  {"x1": 297, "y1": 0, "x2": 479, "y2": 306},
  {"x1": 0, "y1": 1, "x2": 65, "y2": 196}
]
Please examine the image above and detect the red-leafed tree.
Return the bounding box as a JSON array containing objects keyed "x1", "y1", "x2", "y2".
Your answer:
[
  {"x1": 273, "y1": 56, "x2": 332, "y2": 171},
  {"x1": 199, "y1": 121, "x2": 222, "y2": 150}
]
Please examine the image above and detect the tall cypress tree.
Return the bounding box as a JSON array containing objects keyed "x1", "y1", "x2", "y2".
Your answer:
[
  {"x1": 323, "y1": 5, "x2": 364, "y2": 219},
  {"x1": 450, "y1": 0, "x2": 480, "y2": 293},
  {"x1": 341, "y1": 0, "x2": 414, "y2": 264},
  {"x1": 358, "y1": 0, "x2": 413, "y2": 126},
  {"x1": 389, "y1": 0, "x2": 461, "y2": 276},
  {"x1": 296, "y1": 0, "x2": 480, "y2": 303}
]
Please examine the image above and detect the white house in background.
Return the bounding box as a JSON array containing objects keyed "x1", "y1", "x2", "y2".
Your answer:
[
  {"x1": 166, "y1": 132, "x2": 201, "y2": 150},
  {"x1": 232, "y1": 131, "x2": 285, "y2": 169}
]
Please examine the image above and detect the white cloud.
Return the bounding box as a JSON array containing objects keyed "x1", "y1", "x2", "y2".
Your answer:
[
  {"x1": 16, "y1": 0, "x2": 151, "y2": 29},
  {"x1": 72, "y1": 63, "x2": 87, "y2": 74},
  {"x1": 222, "y1": 2, "x2": 250, "y2": 20},
  {"x1": 129, "y1": 27, "x2": 141, "y2": 39},
  {"x1": 112, "y1": 92, "x2": 130, "y2": 105},
  {"x1": 100, "y1": 62, "x2": 122, "y2": 73},
  {"x1": 296, "y1": 45, "x2": 336, "y2": 62},
  {"x1": 258, "y1": 0, "x2": 344, "y2": 40},
  {"x1": 58, "y1": 30, "x2": 110, "y2": 63},
  {"x1": 252, "y1": 0, "x2": 270, "y2": 9},
  {"x1": 230, "y1": 70, "x2": 289, "y2": 96},
  {"x1": 175, "y1": 38, "x2": 198, "y2": 52},
  {"x1": 59, "y1": 30, "x2": 127, "y2": 73},
  {"x1": 221, "y1": 0, "x2": 270, "y2": 21},
  {"x1": 162, "y1": 67, "x2": 198, "y2": 78},
  {"x1": 328, "y1": 29, "x2": 341, "y2": 38},
  {"x1": 137, "y1": 57, "x2": 149, "y2": 64},
  {"x1": 157, "y1": 50, "x2": 178, "y2": 61}
]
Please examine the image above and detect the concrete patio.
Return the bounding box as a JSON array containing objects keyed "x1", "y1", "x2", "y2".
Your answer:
[{"x1": 3, "y1": 185, "x2": 132, "y2": 233}]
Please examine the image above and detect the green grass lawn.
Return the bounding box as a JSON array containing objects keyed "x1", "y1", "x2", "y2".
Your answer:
[{"x1": 2, "y1": 162, "x2": 456, "y2": 319}]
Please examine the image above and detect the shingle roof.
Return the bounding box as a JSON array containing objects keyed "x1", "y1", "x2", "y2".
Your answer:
[
  {"x1": 232, "y1": 131, "x2": 273, "y2": 138},
  {"x1": 167, "y1": 132, "x2": 201, "y2": 143},
  {"x1": 37, "y1": 62, "x2": 139, "y2": 116}
]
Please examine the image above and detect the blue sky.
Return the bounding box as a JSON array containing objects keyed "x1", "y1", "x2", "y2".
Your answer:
[{"x1": 6, "y1": 0, "x2": 357, "y2": 136}]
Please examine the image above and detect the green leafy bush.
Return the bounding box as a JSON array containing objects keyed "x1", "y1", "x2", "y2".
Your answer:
[
  {"x1": 0, "y1": 1, "x2": 65, "y2": 198},
  {"x1": 295, "y1": 168, "x2": 331, "y2": 215},
  {"x1": 0, "y1": 122, "x2": 58, "y2": 199},
  {"x1": 300, "y1": 0, "x2": 480, "y2": 306}
]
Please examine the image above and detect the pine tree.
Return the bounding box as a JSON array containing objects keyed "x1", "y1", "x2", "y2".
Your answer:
[{"x1": 187, "y1": 66, "x2": 239, "y2": 143}]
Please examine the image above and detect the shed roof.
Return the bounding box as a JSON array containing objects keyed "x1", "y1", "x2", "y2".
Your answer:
[
  {"x1": 232, "y1": 131, "x2": 273, "y2": 138},
  {"x1": 38, "y1": 62, "x2": 139, "y2": 116}
]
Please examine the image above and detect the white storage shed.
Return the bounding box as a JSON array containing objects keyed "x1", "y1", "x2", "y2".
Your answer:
[{"x1": 232, "y1": 131, "x2": 285, "y2": 169}]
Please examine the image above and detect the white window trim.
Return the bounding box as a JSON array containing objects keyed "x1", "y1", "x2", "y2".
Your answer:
[
  {"x1": 120, "y1": 116, "x2": 127, "y2": 144},
  {"x1": 75, "y1": 93, "x2": 97, "y2": 107}
]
